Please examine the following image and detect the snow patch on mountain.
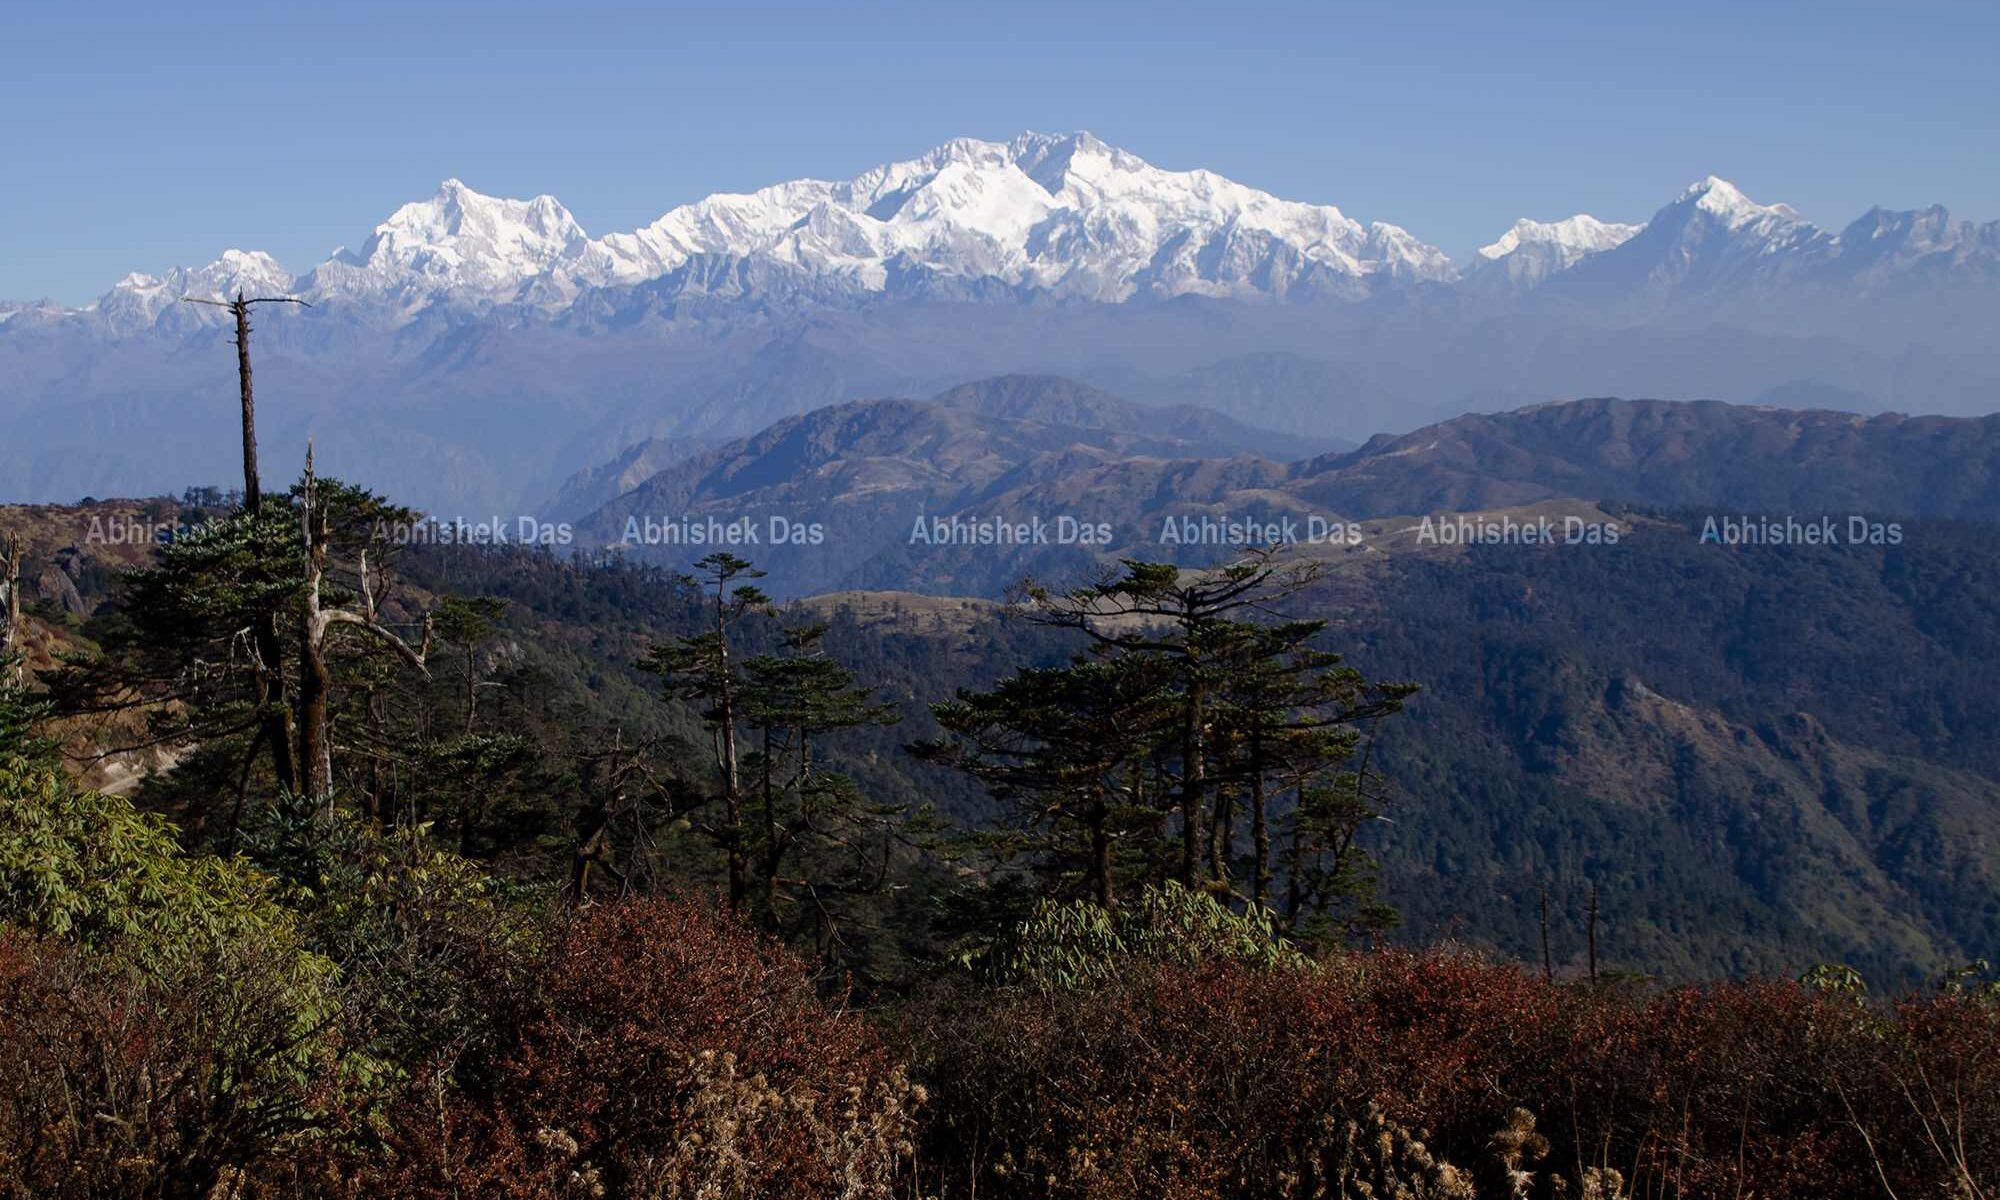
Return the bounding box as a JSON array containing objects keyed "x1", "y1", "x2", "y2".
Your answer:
[{"x1": 1834, "y1": 205, "x2": 2000, "y2": 279}]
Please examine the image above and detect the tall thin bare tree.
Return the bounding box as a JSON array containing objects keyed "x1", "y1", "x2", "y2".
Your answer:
[
  {"x1": 182, "y1": 288, "x2": 309, "y2": 791},
  {"x1": 181, "y1": 289, "x2": 309, "y2": 512}
]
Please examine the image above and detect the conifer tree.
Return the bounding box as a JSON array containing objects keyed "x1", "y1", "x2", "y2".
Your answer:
[
  {"x1": 926, "y1": 551, "x2": 1416, "y2": 933},
  {"x1": 641, "y1": 552, "x2": 767, "y2": 912},
  {"x1": 1021, "y1": 553, "x2": 1321, "y2": 886},
  {"x1": 54, "y1": 499, "x2": 308, "y2": 842},
  {"x1": 53, "y1": 456, "x2": 436, "y2": 831},
  {"x1": 915, "y1": 653, "x2": 1174, "y2": 908},
  {"x1": 434, "y1": 595, "x2": 509, "y2": 737},
  {"x1": 1211, "y1": 618, "x2": 1415, "y2": 909},
  {"x1": 740, "y1": 623, "x2": 899, "y2": 934}
]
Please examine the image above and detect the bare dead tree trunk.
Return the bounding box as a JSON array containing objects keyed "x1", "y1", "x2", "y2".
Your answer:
[
  {"x1": 365, "y1": 685, "x2": 388, "y2": 824},
  {"x1": 258, "y1": 624, "x2": 300, "y2": 793},
  {"x1": 714, "y1": 590, "x2": 747, "y2": 913},
  {"x1": 297, "y1": 452, "x2": 334, "y2": 799},
  {"x1": 464, "y1": 646, "x2": 479, "y2": 737},
  {"x1": 1250, "y1": 729, "x2": 1271, "y2": 908},
  {"x1": 182, "y1": 287, "x2": 308, "y2": 512},
  {"x1": 232, "y1": 294, "x2": 261, "y2": 511},
  {"x1": 569, "y1": 739, "x2": 633, "y2": 905},
  {"x1": 1283, "y1": 779, "x2": 1306, "y2": 922},
  {"x1": 295, "y1": 442, "x2": 431, "y2": 803},
  {"x1": 1140, "y1": 763, "x2": 1170, "y2": 891},
  {"x1": 1209, "y1": 781, "x2": 1233, "y2": 885},
  {"x1": 296, "y1": 619, "x2": 333, "y2": 798},
  {"x1": 1089, "y1": 794, "x2": 1114, "y2": 909},
  {"x1": 186, "y1": 290, "x2": 310, "y2": 794},
  {"x1": 1539, "y1": 884, "x2": 1554, "y2": 983},
  {"x1": 1181, "y1": 684, "x2": 1206, "y2": 884},
  {"x1": 1587, "y1": 884, "x2": 1600, "y2": 982},
  {"x1": 761, "y1": 725, "x2": 782, "y2": 921},
  {"x1": 569, "y1": 809, "x2": 629, "y2": 902},
  {"x1": 0, "y1": 534, "x2": 20, "y2": 671}
]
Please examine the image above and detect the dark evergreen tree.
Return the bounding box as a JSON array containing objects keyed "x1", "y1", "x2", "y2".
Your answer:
[
  {"x1": 914, "y1": 654, "x2": 1175, "y2": 908},
  {"x1": 1022, "y1": 553, "x2": 1321, "y2": 885},
  {"x1": 741, "y1": 623, "x2": 900, "y2": 944},
  {"x1": 640, "y1": 552, "x2": 768, "y2": 912},
  {"x1": 924, "y1": 553, "x2": 1415, "y2": 937},
  {"x1": 1210, "y1": 618, "x2": 1415, "y2": 913}
]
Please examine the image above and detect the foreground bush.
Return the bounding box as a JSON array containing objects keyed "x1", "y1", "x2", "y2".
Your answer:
[
  {"x1": 907, "y1": 947, "x2": 2000, "y2": 1200},
  {"x1": 0, "y1": 755, "x2": 343, "y2": 1199},
  {"x1": 360, "y1": 896, "x2": 920, "y2": 1199},
  {"x1": 6, "y1": 795, "x2": 1992, "y2": 1200},
  {"x1": 0, "y1": 932, "x2": 344, "y2": 1200}
]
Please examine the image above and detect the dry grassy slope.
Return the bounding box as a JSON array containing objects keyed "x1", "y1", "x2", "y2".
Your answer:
[
  {"x1": 796, "y1": 499, "x2": 1640, "y2": 639},
  {"x1": 1298, "y1": 397, "x2": 2000, "y2": 520},
  {"x1": 571, "y1": 390, "x2": 2000, "y2": 599},
  {"x1": 1, "y1": 501, "x2": 185, "y2": 790},
  {"x1": 0, "y1": 499, "x2": 189, "y2": 659},
  {"x1": 793, "y1": 591, "x2": 999, "y2": 634}
]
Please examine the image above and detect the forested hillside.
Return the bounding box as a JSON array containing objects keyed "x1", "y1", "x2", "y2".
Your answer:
[
  {"x1": 3, "y1": 409, "x2": 1997, "y2": 1195},
  {"x1": 7, "y1": 491, "x2": 1995, "y2": 984}
]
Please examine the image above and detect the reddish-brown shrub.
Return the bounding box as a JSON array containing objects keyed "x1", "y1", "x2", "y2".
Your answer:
[
  {"x1": 0, "y1": 931, "x2": 344, "y2": 1200},
  {"x1": 361, "y1": 896, "x2": 919, "y2": 1199},
  {"x1": 905, "y1": 948, "x2": 2000, "y2": 1200},
  {"x1": 1523, "y1": 980, "x2": 2000, "y2": 1198}
]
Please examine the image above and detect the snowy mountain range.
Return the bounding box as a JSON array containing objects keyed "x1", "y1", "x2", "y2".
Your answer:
[
  {"x1": 15, "y1": 132, "x2": 1995, "y2": 327},
  {"x1": 3, "y1": 132, "x2": 1998, "y2": 514},
  {"x1": 20, "y1": 133, "x2": 1454, "y2": 319}
]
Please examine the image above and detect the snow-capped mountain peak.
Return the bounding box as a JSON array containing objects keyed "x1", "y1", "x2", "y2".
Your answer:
[
  {"x1": 1477, "y1": 215, "x2": 1643, "y2": 262},
  {"x1": 593, "y1": 131, "x2": 1456, "y2": 301},
  {"x1": 93, "y1": 249, "x2": 297, "y2": 333},
  {"x1": 302, "y1": 178, "x2": 598, "y2": 310},
  {"x1": 1677, "y1": 175, "x2": 1808, "y2": 231},
  {"x1": 1468, "y1": 214, "x2": 1644, "y2": 290},
  {"x1": 27, "y1": 142, "x2": 2000, "y2": 333},
  {"x1": 367, "y1": 179, "x2": 588, "y2": 252},
  {"x1": 1542, "y1": 174, "x2": 1837, "y2": 293}
]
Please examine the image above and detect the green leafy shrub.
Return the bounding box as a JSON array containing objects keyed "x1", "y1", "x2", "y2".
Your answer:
[
  {"x1": 1002, "y1": 881, "x2": 1306, "y2": 988},
  {"x1": 0, "y1": 752, "x2": 334, "y2": 1014},
  {"x1": 0, "y1": 666, "x2": 52, "y2": 768},
  {"x1": 0, "y1": 754, "x2": 344, "y2": 1198},
  {"x1": 239, "y1": 793, "x2": 539, "y2": 1082}
]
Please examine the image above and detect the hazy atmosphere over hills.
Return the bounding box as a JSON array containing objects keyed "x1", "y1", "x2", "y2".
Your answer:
[{"x1": 4, "y1": 134, "x2": 1997, "y2": 513}]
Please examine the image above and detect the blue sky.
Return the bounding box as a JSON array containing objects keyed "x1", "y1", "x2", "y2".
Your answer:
[{"x1": 5, "y1": 0, "x2": 1996, "y2": 304}]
